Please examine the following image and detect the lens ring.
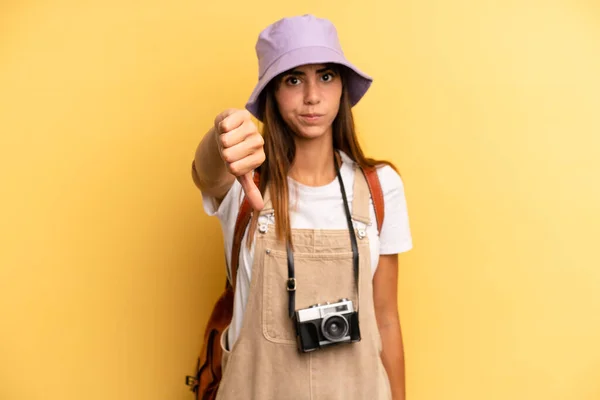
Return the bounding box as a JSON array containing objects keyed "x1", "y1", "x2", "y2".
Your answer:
[{"x1": 321, "y1": 315, "x2": 349, "y2": 342}]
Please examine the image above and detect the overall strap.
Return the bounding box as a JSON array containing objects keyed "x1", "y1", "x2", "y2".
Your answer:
[{"x1": 229, "y1": 165, "x2": 385, "y2": 291}]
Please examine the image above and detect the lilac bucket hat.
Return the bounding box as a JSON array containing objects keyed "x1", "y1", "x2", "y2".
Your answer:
[{"x1": 245, "y1": 14, "x2": 373, "y2": 120}]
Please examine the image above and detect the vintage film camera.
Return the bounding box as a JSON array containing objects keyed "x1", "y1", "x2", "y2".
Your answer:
[{"x1": 294, "y1": 298, "x2": 361, "y2": 352}]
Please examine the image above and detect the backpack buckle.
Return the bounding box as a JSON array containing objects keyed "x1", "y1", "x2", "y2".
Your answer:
[{"x1": 185, "y1": 375, "x2": 198, "y2": 391}]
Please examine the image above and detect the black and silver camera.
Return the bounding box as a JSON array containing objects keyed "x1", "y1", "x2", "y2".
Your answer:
[{"x1": 294, "y1": 298, "x2": 361, "y2": 353}]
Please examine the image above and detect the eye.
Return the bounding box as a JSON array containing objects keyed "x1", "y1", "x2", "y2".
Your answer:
[
  {"x1": 285, "y1": 76, "x2": 301, "y2": 85},
  {"x1": 321, "y1": 72, "x2": 336, "y2": 82}
]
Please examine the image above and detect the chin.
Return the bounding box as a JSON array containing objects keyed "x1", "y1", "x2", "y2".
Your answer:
[{"x1": 293, "y1": 125, "x2": 330, "y2": 140}]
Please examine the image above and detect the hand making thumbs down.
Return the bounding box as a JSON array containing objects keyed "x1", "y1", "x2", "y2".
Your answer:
[{"x1": 214, "y1": 109, "x2": 266, "y2": 211}]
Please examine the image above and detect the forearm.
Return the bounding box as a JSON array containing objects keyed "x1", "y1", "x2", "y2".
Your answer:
[
  {"x1": 193, "y1": 126, "x2": 235, "y2": 199},
  {"x1": 380, "y1": 317, "x2": 406, "y2": 400}
]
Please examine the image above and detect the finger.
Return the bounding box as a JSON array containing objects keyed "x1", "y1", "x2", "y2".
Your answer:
[
  {"x1": 219, "y1": 121, "x2": 257, "y2": 149},
  {"x1": 228, "y1": 151, "x2": 265, "y2": 177},
  {"x1": 221, "y1": 134, "x2": 264, "y2": 164},
  {"x1": 217, "y1": 110, "x2": 250, "y2": 135},
  {"x1": 238, "y1": 173, "x2": 264, "y2": 211},
  {"x1": 214, "y1": 109, "x2": 237, "y2": 129}
]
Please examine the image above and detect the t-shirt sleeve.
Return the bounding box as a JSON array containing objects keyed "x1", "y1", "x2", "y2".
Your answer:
[
  {"x1": 376, "y1": 165, "x2": 413, "y2": 255},
  {"x1": 192, "y1": 160, "x2": 242, "y2": 271}
]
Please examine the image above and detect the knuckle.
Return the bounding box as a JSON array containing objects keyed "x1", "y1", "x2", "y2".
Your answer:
[
  {"x1": 219, "y1": 134, "x2": 229, "y2": 148},
  {"x1": 221, "y1": 149, "x2": 234, "y2": 163},
  {"x1": 229, "y1": 163, "x2": 241, "y2": 176},
  {"x1": 256, "y1": 134, "x2": 264, "y2": 147},
  {"x1": 215, "y1": 108, "x2": 238, "y2": 131},
  {"x1": 250, "y1": 137, "x2": 261, "y2": 150},
  {"x1": 220, "y1": 120, "x2": 230, "y2": 133}
]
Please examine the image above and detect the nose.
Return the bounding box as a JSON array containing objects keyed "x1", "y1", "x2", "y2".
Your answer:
[{"x1": 303, "y1": 79, "x2": 320, "y2": 105}]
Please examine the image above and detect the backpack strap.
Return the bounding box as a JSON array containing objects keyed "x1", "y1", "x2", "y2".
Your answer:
[
  {"x1": 229, "y1": 172, "x2": 260, "y2": 291},
  {"x1": 229, "y1": 165, "x2": 385, "y2": 291},
  {"x1": 361, "y1": 166, "x2": 385, "y2": 234}
]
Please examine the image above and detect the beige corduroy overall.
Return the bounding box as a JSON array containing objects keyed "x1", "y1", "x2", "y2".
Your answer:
[{"x1": 216, "y1": 166, "x2": 391, "y2": 400}]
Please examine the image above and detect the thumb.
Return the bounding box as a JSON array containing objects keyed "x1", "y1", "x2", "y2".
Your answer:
[{"x1": 238, "y1": 173, "x2": 264, "y2": 211}]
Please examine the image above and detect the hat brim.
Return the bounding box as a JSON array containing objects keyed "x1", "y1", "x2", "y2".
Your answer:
[{"x1": 245, "y1": 46, "x2": 373, "y2": 121}]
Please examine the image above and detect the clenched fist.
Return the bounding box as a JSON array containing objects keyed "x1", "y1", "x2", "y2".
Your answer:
[{"x1": 214, "y1": 109, "x2": 265, "y2": 211}]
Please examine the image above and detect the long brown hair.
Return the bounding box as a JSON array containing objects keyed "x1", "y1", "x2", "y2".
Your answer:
[{"x1": 247, "y1": 65, "x2": 398, "y2": 248}]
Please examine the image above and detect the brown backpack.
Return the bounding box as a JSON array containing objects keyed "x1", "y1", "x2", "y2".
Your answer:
[{"x1": 186, "y1": 165, "x2": 385, "y2": 400}]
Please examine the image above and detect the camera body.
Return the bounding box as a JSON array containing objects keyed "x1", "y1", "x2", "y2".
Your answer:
[{"x1": 294, "y1": 298, "x2": 361, "y2": 353}]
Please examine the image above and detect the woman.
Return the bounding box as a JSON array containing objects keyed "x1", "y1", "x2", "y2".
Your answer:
[{"x1": 192, "y1": 14, "x2": 413, "y2": 400}]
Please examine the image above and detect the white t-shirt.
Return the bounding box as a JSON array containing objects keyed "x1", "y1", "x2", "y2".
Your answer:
[{"x1": 201, "y1": 151, "x2": 413, "y2": 348}]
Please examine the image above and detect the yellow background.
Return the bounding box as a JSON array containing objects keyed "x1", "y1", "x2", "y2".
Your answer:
[{"x1": 1, "y1": 0, "x2": 599, "y2": 399}]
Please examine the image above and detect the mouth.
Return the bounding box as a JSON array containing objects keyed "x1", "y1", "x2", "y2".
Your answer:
[{"x1": 299, "y1": 114, "x2": 324, "y2": 122}]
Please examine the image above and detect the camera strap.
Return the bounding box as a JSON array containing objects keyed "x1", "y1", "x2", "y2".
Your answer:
[{"x1": 285, "y1": 151, "x2": 360, "y2": 318}]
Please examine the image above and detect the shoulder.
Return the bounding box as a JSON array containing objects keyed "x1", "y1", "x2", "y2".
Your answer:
[
  {"x1": 337, "y1": 151, "x2": 406, "y2": 197},
  {"x1": 375, "y1": 164, "x2": 405, "y2": 195},
  {"x1": 373, "y1": 164, "x2": 413, "y2": 254}
]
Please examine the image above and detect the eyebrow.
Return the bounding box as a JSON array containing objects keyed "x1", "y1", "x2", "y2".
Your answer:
[{"x1": 286, "y1": 66, "x2": 335, "y2": 76}]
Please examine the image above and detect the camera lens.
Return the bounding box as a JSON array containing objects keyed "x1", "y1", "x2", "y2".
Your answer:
[{"x1": 321, "y1": 315, "x2": 349, "y2": 342}]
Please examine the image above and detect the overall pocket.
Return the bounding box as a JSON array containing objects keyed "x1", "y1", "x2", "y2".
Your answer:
[{"x1": 262, "y1": 249, "x2": 357, "y2": 344}]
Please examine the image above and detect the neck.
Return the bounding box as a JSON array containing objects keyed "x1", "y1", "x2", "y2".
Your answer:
[{"x1": 289, "y1": 133, "x2": 338, "y2": 187}]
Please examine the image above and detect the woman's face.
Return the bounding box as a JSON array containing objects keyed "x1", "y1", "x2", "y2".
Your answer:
[{"x1": 274, "y1": 63, "x2": 342, "y2": 140}]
